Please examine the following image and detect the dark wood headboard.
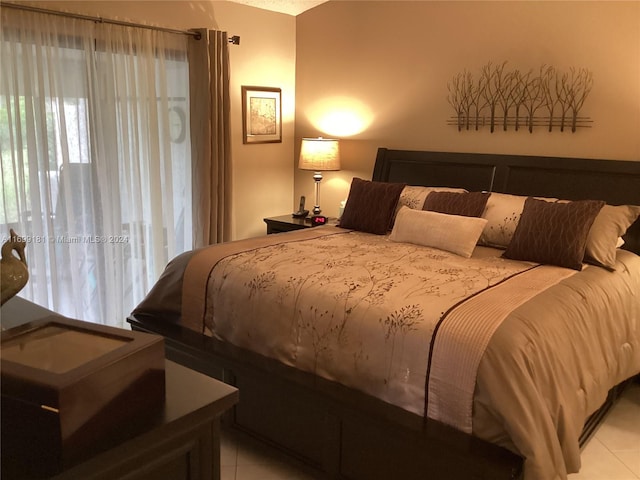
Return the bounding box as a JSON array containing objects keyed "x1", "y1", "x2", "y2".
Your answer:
[{"x1": 372, "y1": 148, "x2": 640, "y2": 255}]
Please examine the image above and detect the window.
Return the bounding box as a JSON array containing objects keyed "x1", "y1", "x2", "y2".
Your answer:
[{"x1": 1, "y1": 9, "x2": 192, "y2": 326}]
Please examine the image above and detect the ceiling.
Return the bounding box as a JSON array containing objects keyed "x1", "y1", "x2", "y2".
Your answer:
[{"x1": 226, "y1": 0, "x2": 330, "y2": 16}]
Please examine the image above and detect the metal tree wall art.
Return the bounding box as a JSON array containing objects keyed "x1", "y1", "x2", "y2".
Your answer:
[{"x1": 447, "y1": 62, "x2": 593, "y2": 133}]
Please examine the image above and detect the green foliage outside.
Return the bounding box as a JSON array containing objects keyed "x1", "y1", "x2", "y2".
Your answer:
[{"x1": 0, "y1": 96, "x2": 58, "y2": 225}]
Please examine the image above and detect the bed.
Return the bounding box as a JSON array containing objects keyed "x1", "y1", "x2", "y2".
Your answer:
[{"x1": 128, "y1": 148, "x2": 640, "y2": 480}]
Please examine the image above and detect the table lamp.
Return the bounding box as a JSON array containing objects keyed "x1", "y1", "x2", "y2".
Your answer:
[{"x1": 298, "y1": 137, "x2": 341, "y2": 215}]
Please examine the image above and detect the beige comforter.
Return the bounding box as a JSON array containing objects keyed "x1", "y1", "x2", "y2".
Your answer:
[{"x1": 141, "y1": 227, "x2": 640, "y2": 480}]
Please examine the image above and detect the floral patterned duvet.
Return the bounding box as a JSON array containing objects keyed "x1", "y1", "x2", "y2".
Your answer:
[{"x1": 137, "y1": 226, "x2": 640, "y2": 480}]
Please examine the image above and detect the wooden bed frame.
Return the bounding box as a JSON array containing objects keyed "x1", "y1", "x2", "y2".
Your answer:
[{"x1": 128, "y1": 149, "x2": 640, "y2": 480}]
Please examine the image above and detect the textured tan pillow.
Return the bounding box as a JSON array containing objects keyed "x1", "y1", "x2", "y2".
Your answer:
[
  {"x1": 423, "y1": 191, "x2": 490, "y2": 218},
  {"x1": 503, "y1": 198, "x2": 605, "y2": 270},
  {"x1": 389, "y1": 206, "x2": 488, "y2": 258},
  {"x1": 339, "y1": 178, "x2": 406, "y2": 234},
  {"x1": 585, "y1": 204, "x2": 640, "y2": 270}
]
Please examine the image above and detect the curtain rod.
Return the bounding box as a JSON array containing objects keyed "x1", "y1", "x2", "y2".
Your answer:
[{"x1": 1, "y1": 1, "x2": 240, "y2": 43}]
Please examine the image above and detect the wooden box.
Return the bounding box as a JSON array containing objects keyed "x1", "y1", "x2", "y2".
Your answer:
[{"x1": 1, "y1": 316, "x2": 165, "y2": 478}]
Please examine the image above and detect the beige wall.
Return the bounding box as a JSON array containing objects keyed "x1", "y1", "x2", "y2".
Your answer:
[
  {"x1": 20, "y1": 0, "x2": 297, "y2": 240},
  {"x1": 295, "y1": 1, "x2": 640, "y2": 218},
  {"x1": 13, "y1": 1, "x2": 640, "y2": 233}
]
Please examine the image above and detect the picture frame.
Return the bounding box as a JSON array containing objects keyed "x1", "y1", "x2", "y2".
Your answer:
[{"x1": 242, "y1": 86, "x2": 282, "y2": 144}]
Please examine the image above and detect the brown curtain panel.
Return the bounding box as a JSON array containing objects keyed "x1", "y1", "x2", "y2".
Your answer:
[{"x1": 188, "y1": 29, "x2": 232, "y2": 247}]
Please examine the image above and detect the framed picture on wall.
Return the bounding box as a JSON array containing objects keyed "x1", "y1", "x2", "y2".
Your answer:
[{"x1": 242, "y1": 86, "x2": 282, "y2": 144}]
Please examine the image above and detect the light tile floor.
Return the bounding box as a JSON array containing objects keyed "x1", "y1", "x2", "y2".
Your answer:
[
  {"x1": 221, "y1": 382, "x2": 640, "y2": 480},
  {"x1": 568, "y1": 382, "x2": 640, "y2": 480}
]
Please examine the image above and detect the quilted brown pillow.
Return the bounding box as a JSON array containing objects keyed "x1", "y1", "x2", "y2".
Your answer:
[
  {"x1": 339, "y1": 178, "x2": 406, "y2": 234},
  {"x1": 423, "y1": 191, "x2": 490, "y2": 218},
  {"x1": 503, "y1": 198, "x2": 605, "y2": 270}
]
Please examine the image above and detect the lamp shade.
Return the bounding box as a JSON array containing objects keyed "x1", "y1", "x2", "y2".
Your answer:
[{"x1": 298, "y1": 138, "x2": 341, "y2": 171}]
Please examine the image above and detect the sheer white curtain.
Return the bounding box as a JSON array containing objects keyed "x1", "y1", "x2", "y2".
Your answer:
[{"x1": 0, "y1": 8, "x2": 192, "y2": 326}]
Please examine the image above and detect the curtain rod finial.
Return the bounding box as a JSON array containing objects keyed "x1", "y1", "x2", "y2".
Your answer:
[{"x1": 229, "y1": 35, "x2": 240, "y2": 45}]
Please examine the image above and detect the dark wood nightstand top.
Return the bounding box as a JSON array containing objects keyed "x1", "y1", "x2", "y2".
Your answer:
[
  {"x1": 264, "y1": 215, "x2": 339, "y2": 234},
  {"x1": 264, "y1": 214, "x2": 311, "y2": 233}
]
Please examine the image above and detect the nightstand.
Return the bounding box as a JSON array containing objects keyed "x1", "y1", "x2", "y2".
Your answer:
[
  {"x1": 264, "y1": 215, "x2": 339, "y2": 234},
  {"x1": 263, "y1": 215, "x2": 312, "y2": 234}
]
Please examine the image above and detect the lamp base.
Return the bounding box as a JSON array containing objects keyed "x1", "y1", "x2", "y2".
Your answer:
[{"x1": 313, "y1": 172, "x2": 323, "y2": 216}]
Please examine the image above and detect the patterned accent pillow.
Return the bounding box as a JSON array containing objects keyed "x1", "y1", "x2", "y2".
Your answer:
[
  {"x1": 478, "y1": 193, "x2": 563, "y2": 248},
  {"x1": 389, "y1": 207, "x2": 487, "y2": 258},
  {"x1": 585, "y1": 204, "x2": 640, "y2": 270},
  {"x1": 423, "y1": 191, "x2": 490, "y2": 218},
  {"x1": 503, "y1": 198, "x2": 605, "y2": 270},
  {"x1": 478, "y1": 193, "x2": 528, "y2": 248},
  {"x1": 397, "y1": 186, "x2": 468, "y2": 211},
  {"x1": 339, "y1": 178, "x2": 406, "y2": 234}
]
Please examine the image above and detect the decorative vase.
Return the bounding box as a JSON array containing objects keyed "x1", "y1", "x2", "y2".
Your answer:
[{"x1": 1, "y1": 229, "x2": 29, "y2": 305}]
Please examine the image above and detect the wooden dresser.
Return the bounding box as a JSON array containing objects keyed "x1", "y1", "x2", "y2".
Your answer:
[{"x1": 1, "y1": 297, "x2": 238, "y2": 480}]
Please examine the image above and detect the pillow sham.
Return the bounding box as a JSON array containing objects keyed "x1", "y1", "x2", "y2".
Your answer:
[
  {"x1": 478, "y1": 192, "x2": 528, "y2": 248},
  {"x1": 480, "y1": 192, "x2": 639, "y2": 268},
  {"x1": 397, "y1": 185, "x2": 468, "y2": 211},
  {"x1": 389, "y1": 206, "x2": 488, "y2": 258},
  {"x1": 423, "y1": 191, "x2": 490, "y2": 218},
  {"x1": 585, "y1": 204, "x2": 640, "y2": 270},
  {"x1": 503, "y1": 198, "x2": 605, "y2": 270},
  {"x1": 339, "y1": 178, "x2": 406, "y2": 234}
]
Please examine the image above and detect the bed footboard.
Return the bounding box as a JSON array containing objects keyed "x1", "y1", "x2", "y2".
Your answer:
[{"x1": 128, "y1": 314, "x2": 523, "y2": 480}]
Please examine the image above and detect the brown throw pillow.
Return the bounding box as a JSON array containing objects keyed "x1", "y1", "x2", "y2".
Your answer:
[
  {"x1": 423, "y1": 191, "x2": 490, "y2": 218},
  {"x1": 503, "y1": 197, "x2": 605, "y2": 270},
  {"x1": 339, "y1": 178, "x2": 406, "y2": 234}
]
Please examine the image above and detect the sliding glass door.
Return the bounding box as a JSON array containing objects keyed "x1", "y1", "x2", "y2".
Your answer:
[{"x1": 1, "y1": 8, "x2": 192, "y2": 326}]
